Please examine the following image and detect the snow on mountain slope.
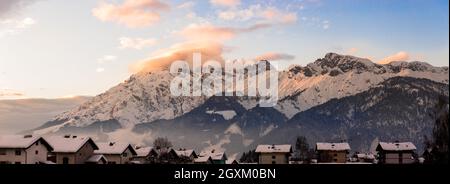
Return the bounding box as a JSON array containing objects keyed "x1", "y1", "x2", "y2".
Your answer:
[
  {"x1": 34, "y1": 53, "x2": 448, "y2": 135},
  {"x1": 38, "y1": 70, "x2": 206, "y2": 133},
  {"x1": 272, "y1": 53, "x2": 449, "y2": 118}
]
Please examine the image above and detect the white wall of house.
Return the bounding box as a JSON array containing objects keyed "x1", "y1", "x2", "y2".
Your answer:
[{"x1": 0, "y1": 139, "x2": 50, "y2": 164}]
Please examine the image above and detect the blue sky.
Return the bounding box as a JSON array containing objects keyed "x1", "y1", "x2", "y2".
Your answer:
[{"x1": 0, "y1": 0, "x2": 448, "y2": 99}]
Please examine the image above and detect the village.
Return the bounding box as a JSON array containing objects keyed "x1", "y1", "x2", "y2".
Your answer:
[{"x1": 0, "y1": 134, "x2": 429, "y2": 165}]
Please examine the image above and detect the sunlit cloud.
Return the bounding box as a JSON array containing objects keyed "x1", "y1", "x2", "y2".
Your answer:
[
  {"x1": 119, "y1": 37, "x2": 156, "y2": 50},
  {"x1": 378, "y1": 51, "x2": 411, "y2": 64},
  {"x1": 255, "y1": 52, "x2": 296, "y2": 61},
  {"x1": 129, "y1": 41, "x2": 226, "y2": 73},
  {"x1": 92, "y1": 0, "x2": 170, "y2": 28},
  {"x1": 177, "y1": 1, "x2": 195, "y2": 9},
  {"x1": 179, "y1": 23, "x2": 271, "y2": 42},
  {"x1": 210, "y1": 0, "x2": 241, "y2": 7}
]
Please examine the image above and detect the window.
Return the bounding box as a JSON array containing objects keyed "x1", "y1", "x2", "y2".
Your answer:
[
  {"x1": 334, "y1": 154, "x2": 338, "y2": 157},
  {"x1": 272, "y1": 161, "x2": 276, "y2": 164},
  {"x1": 35, "y1": 141, "x2": 39, "y2": 146},
  {"x1": 333, "y1": 159, "x2": 338, "y2": 162},
  {"x1": 0, "y1": 150, "x2": 6, "y2": 155},
  {"x1": 15, "y1": 162, "x2": 21, "y2": 164},
  {"x1": 15, "y1": 150, "x2": 21, "y2": 156},
  {"x1": 272, "y1": 155, "x2": 276, "y2": 159},
  {"x1": 122, "y1": 153, "x2": 128, "y2": 157},
  {"x1": 35, "y1": 150, "x2": 39, "y2": 155},
  {"x1": 63, "y1": 157, "x2": 69, "y2": 164}
]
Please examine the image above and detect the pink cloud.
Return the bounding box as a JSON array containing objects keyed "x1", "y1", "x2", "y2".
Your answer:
[
  {"x1": 179, "y1": 23, "x2": 271, "y2": 42},
  {"x1": 92, "y1": 0, "x2": 170, "y2": 28},
  {"x1": 218, "y1": 5, "x2": 297, "y2": 24},
  {"x1": 378, "y1": 51, "x2": 410, "y2": 64},
  {"x1": 210, "y1": 0, "x2": 241, "y2": 7},
  {"x1": 255, "y1": 52, "x2": 295, "y2": 61}
]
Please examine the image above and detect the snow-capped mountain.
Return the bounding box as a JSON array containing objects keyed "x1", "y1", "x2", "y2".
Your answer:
[{"x1": 32, "y1": 53, "x2": 449, "y2": 155}]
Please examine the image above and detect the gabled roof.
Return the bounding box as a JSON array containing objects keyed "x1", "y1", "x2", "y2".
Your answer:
[
  {"x1": 316, "y1": 142, "x2": 351, "y2": 151},
  {"x1": 134, "y1": 147, "x2": 157, "y2": 157},
  {"x1": 200, "y1": 150, "x2": 227, "y2": 161},
  {"x1": 255, "y1": 145, "x2": 292, "y2": 153},
  {"x1": 377, "y1": 142, "x2": 416, "y2": 151},
  {"x1": 0, "y1": 135, "x2": 53, "y2": 151},
  {"x1": 94, "y1": 142, "x2": 137, "y2": 155},
  {"x1": 86, "y1": 154, "x2": 108, "y2": 163},
  {"x1": 44, "y1": 135, "x2": 98, "y2": 153},
  {"x1": 194, "y1": 156, "x2": 213, "y2": 163},
  {"x1": 174, "y1": 149, "x2": 197, "y2": 158}
]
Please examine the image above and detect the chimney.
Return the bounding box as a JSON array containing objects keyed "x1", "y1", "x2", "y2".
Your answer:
[
  {"x1": 23, "y1": 135, "x2": 33, "y2": 138},
  {"x1": 72, "y1": 135, "x2": 78, "y2": 139},
  {"x1": 109, "y1": 142, "x2": 115, "y2": 146},
  {"x1": 64, "y1": 135, "x2": 71, "y2": 138}
]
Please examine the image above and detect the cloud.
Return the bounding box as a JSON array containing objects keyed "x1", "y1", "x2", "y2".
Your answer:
[
  {"x1": 218, "y1": 5, "x2": 297, "y2": 24},
  {"x1": 0, "y1": 0, "x2": 37, "y2": 18},
  {"x1": 129, "y1": 41, "x2": 226, "y2": 73},
  {"x1": 177, "y1": 1, "x2": 195, "y2": 9},
  {"x1": 0, "y1": 89, "x2": 25, "y2": 99},
  {"x1": 119, "y1": 37, "x2": 156, "y2": 50},
  {"x1": 179, "y1": 23, "x2": 271, "y2": 42},
  {"x1": 347, "y1": 48, "x2": 358, "y2": 55},
  {"x1": 378, "y1": 51, "x2": 410, "y2": 64},
  {"x1": 0, "y1": 17, "x2": 36, "y2": 38},
  {"x1": 210, "y1": 0, "x2": 241, "y2": 7},
  {"x1": 92, "y1": 0, "x2": 170, "y2": 28},
  {"x1": 96, "y1": 68, "x2": 105, "y2": 73},
  {"x1": 255, "y1": 52, "x2": 296, "y2": 61},
  {"x1": 322, "y1": 20, "x2": 330, "y2": 30},
  {"x1": 97, "y1": 55, "x2": 117, "y2": 64}
]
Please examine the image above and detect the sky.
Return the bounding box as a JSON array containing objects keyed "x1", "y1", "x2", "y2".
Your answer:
[{"x1": 0, "y1": 0, "x2": 448, "y2": 99}]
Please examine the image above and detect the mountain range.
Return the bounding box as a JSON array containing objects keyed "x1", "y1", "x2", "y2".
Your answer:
[{"x1": 30, "y1": 53, "x2": 449, "y2": 157}]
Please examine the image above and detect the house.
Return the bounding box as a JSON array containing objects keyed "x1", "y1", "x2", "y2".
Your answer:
[
  {"x1": 0, "y1": 135, "x2": 53, "y2": 164},
  {"x1": 45, "y1": 135, "x2": 99, "y2": 164},
  {"x1": 133, "y1": 146, "x2": 158, "y2": 164},
  {"x1": 154, "y1": 148, "x2": 179, "y2": 164},
  {"x1": 316, "y1": 142, "x2": 351, "y2": 163},
  {"x1": 255, "y1": 144, "x2": 292, "y2": 164},
  {"x1": 226, "y1": 159, "x2": 239, "y2": 164},
  {"x1": 85, "y1": 155, "x2": 108, "y2": 164},
  {"x1": 376, "y1": 142, "x2": 416, "y2": 164},
  {"x1": 194, "y1": 156, "x2": 214, "y2": 164},
  {"x1": 94, "y1": 142, "x2": 137, "y2": 164},
  {"x1": 199, "y1": 150, "x2": 227, "y2": 164},
  {"x1": 174, "y1": 149, "x2": 198, "y2": 164}
]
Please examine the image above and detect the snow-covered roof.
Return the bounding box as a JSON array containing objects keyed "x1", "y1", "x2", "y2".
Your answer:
[
  {"x1": 316, "y1": 142, "x2": 351, "y2": 151},
  {"x1": 199, "y1": 150, "x2": 227, "y2": 161},
  {"x1": 0, "y1": 135, "x2": 45, "y2": 149},
  {"x1": 94, "y1": 142, "x2": 137, "y2": 155},
  {"x1": 134, "y1": 147, "x2": 156, "y2": 157},
  {"x1": 194, "y1": 156, "x2": 212, "y2": 163},
  {"x1": 377, "y1": 142, "x2": 416, "y2": 151},
  {"x1": 255, "y1": 145, "x2": 292, "y2": 153},
  {"x1": 44, "y1": 135, "x2": 98, "y2": 153},
  {"x1": 86, "y1": 155, "x2": 108, "y2": 163},
  {"x1": 174, "y1": 149, "x2": 196, "y2": 158}
]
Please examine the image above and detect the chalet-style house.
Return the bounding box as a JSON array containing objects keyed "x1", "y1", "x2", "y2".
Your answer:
[
  {"x1": 0, "y1": 135, "x2": 53, "y2": 164},
  {"x1": 255, "y1": 144, "x2": 292, "y2": 164},
  {"x1": 316, "y1": 142, "x2": 351, "y2": 163},
  {"x1": 133, "y1": 146, "x2": 158, "y2": 164},
  {"x1": 174, "y1": 149, "x2": 198, "y2": 164},
  {"x1": 45, "y1": 135, "x2": 99, "y2": 164},
  {"x1": 94, "y1": 142, "x2": 137, "y2": 164},
  {"x1": 376, "y1": 142, "x2": 416, "y2": 164},
  {"x1": 199, "y1": 150, "x2": 227, "y2": 164},
  {"x1": 85, "y1": 154, "x2": 108, "y2": 164},
  {"x1": 194, "y1": 156, "x2": 214, "y2": 164}
]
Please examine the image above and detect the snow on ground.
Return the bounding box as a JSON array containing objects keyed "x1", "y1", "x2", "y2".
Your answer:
[{"x1": 206, "y1": 110, "x2": 237, "y2": 120}]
